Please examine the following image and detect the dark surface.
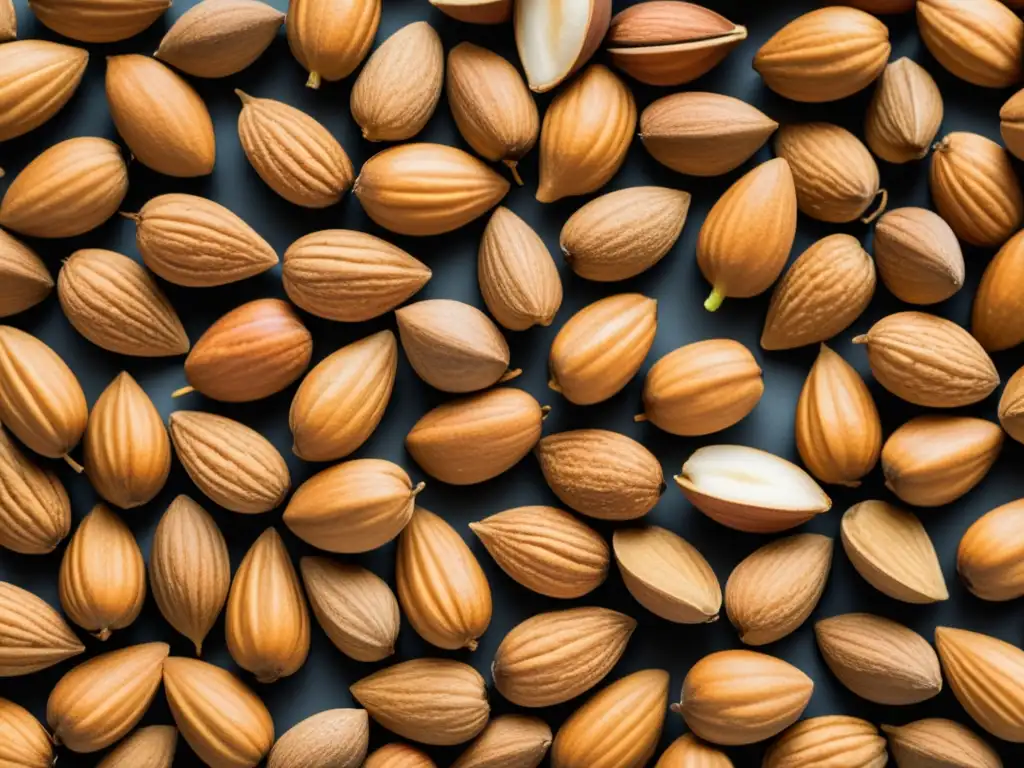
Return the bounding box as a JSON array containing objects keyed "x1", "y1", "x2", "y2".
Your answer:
[{"x1": 2, "y1": 0, "x2": 1024, "y2": 765}]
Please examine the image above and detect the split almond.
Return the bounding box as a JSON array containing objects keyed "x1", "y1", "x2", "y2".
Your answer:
[
  {"x1": 0, "y1": 423, "x2": 70, "y2": 554},
  {"x1": 883, "y1": 719, "x2": 1001, "y2": 768},
  {"x1": 917, "y1": 0, "x2": 1024, "y2": 87},
  {"x1": 655, "y1": 734, "x2": 732, "y2": 768},
  {"x1": 432, "y1": 0, "x2": 508, "y2": 24},
  {"x1": 874, "y1": 207, "x2": 965, "y2": 305},
  {"x1": 515, "y1": 0, "x2": 609, "y2": 92},
  {"x1": 0, "y1": 40, "x2": 87, "y2": 141},
  {"x1": 28, "y1": 0, "x2": 169, "y2": 41},
  {"x1": 763, "y1": 717, "x2": 887, "y2": 768},
  {"x1": 958, "y1": 499, "x2": 1024, "y2": 601},
  {"x1": 0, "y1": 230, "x2": 51, "y2": 318},
  {"x1": 452, "y1": 715, "x2": 551, "y2": 768},
  {"x1": 0, "y1": 699, "x2": 53, "y2": 767},
  {"x1": 0, "y1": 581, "x2": 83, "y2": 676},
  {"x1": 1002, "y1": 366, "x2": 1024, "y2": 443},
  {"x1": 268, "y1": 709, "x2": 369, "y2": 768},
  {"x1": 973, "y1": 230, "x2": 1024, "y2": 351},
  {"x1": 1002, "y1": 87, "x2": 1024, "y2": 160},
  {"x1": 841, "y1": 500, "x2": 948, "y2": 603},
  {"x1": 865, "y1": 57, "x2": 943, "y2": 164},
  {"x1": 286, "y1": 0, "x2": 379, "y2": 87},
  {"x1": 97, "y1": 725, "x2": 178, "y2": 768}
]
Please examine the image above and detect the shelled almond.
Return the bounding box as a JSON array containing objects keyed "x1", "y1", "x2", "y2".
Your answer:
[
  {"x1": 28, "y1": 0, "x2": 169, "y2": 42},
  {"x1": 0, "y1": 698, "x2": 54, "y2": 767},
  {"x1": 973, "y1": 230, "x2": 1024, "y2": 351},
  {"x1": 0, "y1": 231, "x2": 52, "y2": 318},
  {"x1": 958, "y1": 499, "x2": 1024, "y2": 601},
  {"x1": 286, "y1": 0, "x2": 380, "y2": 87},
  {"x1": 917, "y1": 0, "x2": 1024, "y2": 88},
  {"x1": 0, "y1": 41, "x2": 87, "y2": 142},
  {"x1": 0, "y1": 581, "x2": 83, "y2": 676},
  {"x1": 0, "y1": 424, "x2": 70, "y2": 555},
  {"x1": 865, "y1": 57, "x2": 943, "y2": 164},
  {"x1": 874, "y1": 207, "x2": 964, "y2": 305}
]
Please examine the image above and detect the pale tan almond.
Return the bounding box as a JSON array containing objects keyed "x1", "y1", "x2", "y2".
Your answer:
[
  {"x1": 655, "y1": 734, "x2": 733, "y2": 768},
  {"x1": 0, "y1": 0, "x2": 14, "y2": 39},
  {"x1": 155, "y1": 0, "x2": 284, "y2": 78},
  {"x1": 0, "y1": 422, "x2": 70, "y2": 554},
  {"x1": 452, "y1": 715, "x2": 551, "y2": 768},
  {"x1": 0, "y1": 230, "x2": 51, "y2": 318},
  {"x1": 365, "y1": 743, "x2": 437, "y2": 768},
  {"x1": 865, "y1": 57, "x2": 943, "y2": 164},
  {"x1": 0, "y1": 40, "x2": 87, "y2": 141},
  {"x1": 764, "y1": 716, "x2": 887, "y2": 768},
  {"x1": 0, "y1": 698, "x2": 51, "y2": 768},
  {"x1": 1002, "y1": 87, "x2": 1024, "y2": 160},
  {"x1": 289, "y1": 330, "x2": 397, "y2": 462},
  {"x1": 268, "y1": 709, "x2": 368, "y2": 768},
  {"x1": 882, "y1": 718, "x2": 1002, "y2": 768},
  {"x1": 286, "y1": 0, "x2": 380, "y2": 87},
  {"x1": 28, "y1": 0, "x2": 168, "y2": 41},
  {"x1": 432, "y1": 0, "x2": 508, "y2": 24},
  {"x1": 0, "y1": 580, "x2": 83, "y2": 676},
  {"x1": 841, "y1": 500, "x2": 949, "y2": 603},
  {"x1": 514, "y1": 0, "x2": 609, "y2": 93},
  {"x1": 973, "y1": 230, "x2": 1024, "y2": 351},
  {"x1": 725, "y1": 533, "x2": 832, "y2": 646},
  {"x1": 97, "y1": 725, "x2": 178, "y2": 768},
  {"x1": 958, "y1": 499, "x2": 1024, "y2": 601},
  {"x1": 1002, "y1": 365, "x2": 1024, "y2": 443},
  {"x1": 917, "y1": 0, "x2": 1024, "y2": 87},
  {"x1": 874, "y1": 207, "x2": 964, "y2": 305},
  {"x1": 848, "y1": 0, "x2": 915, "y2": 10},
  {"x1": 106, "y1": 55, "x2": 215, "y2": 178}
]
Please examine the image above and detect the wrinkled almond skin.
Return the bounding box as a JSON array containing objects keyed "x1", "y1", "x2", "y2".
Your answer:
[
  {"x1": 958, "y1": 499, "x2": 1024, "y2": 601},
  {"x1": 365, "y1": 743, "x2": 437, "y2": 768},
  {"x1": 494, "y1": 607, "x2": 636, "y2": 707},
  {"x1": 882, "y1": 719, "x2": 1002, "y2": 768},
  {"x1": 452, "y1": 715, "x2": 551, "y2": 768},
  {"x1": 28, "y1": 0, "x2": 169, "y2": 41},
  {"x1": 0, "y1": 698, "x2": 53, "y2": 768},
  {"x1": 268, "y1": 709, "x2": 369, "y2": 768},
  {"x1": 865, "y1": 57, "x2": 944, "y2": 164},
  {"x1": 918, "y1": 0, "x2": 1024, "y2": 87},
  {"x1": 286, "y1": 0, "x2": 380, "y2": 87},
  {"x1": 0, "y1": 423, "x2": 70, "y2": 554},
  {"x1": 655, "y1": 734, "x2": 733, "y2": 768},
  {"x1": 725, "y1": 533, "x2": 832, "y2": 646},
  {"x1": 973, "y1": 230, "x2": 1024, "y2": 352},
  {"x1": 0, "y1": 40, "x2": 87, "y2": 142},
  {"x1": 0, "y1": 581, "x2": 83, "y2": 676},
  {"x1": 763, "y1": 716, "x2": 887, "y2": 768},
  {"x1": 397, "y1": 507, "x2": 492, "y2": 651},
  {"x1": 1002, "y1": 87, "x2": 1024, "y2": 160},
  {"x1": 1002, "y1": 366, "x2": 1024, "y2": 443},
  {"x1": 875, "y1": 207, "x2": 965, "y2": 306},
  {"x1": 97, "y1": 725, "x2": 177, "y2": 768},
  {"x1": 0, "y1": 230, "x2": 52, "y2": 318},
  {"x1": 551, "y1": 669, "x2": 669, "y2": 768}
]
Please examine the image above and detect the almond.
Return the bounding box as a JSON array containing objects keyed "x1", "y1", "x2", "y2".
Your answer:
[
  {"x1": 452, "y1": 715, "x2": 551, "y2": 768},
  {"x1": 675, "y1": 445, "x2": 831, "y2": 533},
  {"x1": 179, "y1": 298, "x2": 313, "y2": 402},
  {"x1": 874, "y1": 207, "x2": 965, "y2": 305},
  {"x1": 514, "y1": 0, "x2": 609, "y2": 93},
  {"x1": 0, "y1": 230, "x2": 51, "y2": 318},
  {"x1": 761, "y1": 234, "x2": 876, "y2": 350},
  {"x1": 764, "y1": 716, "x2": 887, "y2": 768},
  {"x1": 0, "y1": 0, "x2": 14, "y2": 39},
  {"x1": 0, "y1": 580, "x2": 83, "y2": 676},
  {"x1": 407, "y1": 388, "x2": 545, "y2": 485},
  {"x1": 58, "y1": 249, "x2": 189, "y2": 357},
  {"x1": 673, "y1": 650, "x2": 813, "y2": 746},
  {"x1": 1001, "y1": 87, "x2": 1024, "y2": 160},
  {"x1": 548, "y1": 293, "x2": 657, "y2": 404},
  {"x1": 882, "y1": 718, "x2": 1002, "y2": 768},
  {"x1": 0, "y1": 136, "x2": 127, "y2": 238},
  {"x1": 366, "y1": 743, "x2": 437, "y2": 768},
  {"x1": 28, "y1": 0, "x2": 169, "y2": 41},
  {"x1": 655, "y1": 734, "x2": 733, "y2": 768},
  {"x1": 0, "y1": 423, "x2": 70, "y2": 554},
  {"x1": 300, "y1": 556, "x2": 400, "y2": 662},
  {"x1": 446, "y1": 42, "x2": 538, "y2": 184},
  {"x1": 268, "y1": 709, "x2": 369, "y2": 768},
  {"x1": 355, "y1": 143, "x2": 509, "y2": 236},
  {"x1": 535, "y1": 64, "x2": 635, "y2": 202},
  {"x1": 841, "y1": 500, "x2": 949, "y2": 603},
  {"x1": 478, "y1": 206, "x2": 562, "y2": 329},
  {"x1": 47, "y1": 642, "x2": 169, "y2": 753},
  {"x1": 351, "y1": 658, "x2": 490, "y2": 746},
  {"x1": 754, "y1": 7, "x2": 890, "y2": 102},
  {"x1": 853, "y1": 311, "x2": 999, "y2": 407},
  {"x1": 1001, "y1": 365, "x2": 1024, "y2": 442},
  {"x1": 639, "y1": 92, "x2": 777, "y2": 177},
  {"x1": 930, "y1": 131, "x2": 1024, "y2": 248},
  {"x1": 170, "y1": 411, "x2": 289, "y2": 514},
  {"x1": 849, "y1": 0, "x2": 915, "y2": 10},
  {"x1": 432, "y1": 0, "x2": 508, "y2": 24},
  {"x1": 284, "y1": 459, "x2": 419, "y2": 552},
  {"x1": 396, "y1": 506, "x2": 492, "y2": 651},
  {"x1": 0, "y1": 698, "x2": 53, "y2": 767},
  {"x1": 396, "y1": 299, "x2": 515, "y2": 393},
  {"x1": 697, "y1": 158, "x2": 797, "y2": 310},
  {"x1": 560, "y1": 186, "x2": 690, "y2": 282},
  {"x1": 537, "y1": 429, "x2": 664, "y2": 521},
  {"x1": 865, "y1": 57, "x2": 943, "y2": 164},
  {"x1": 155, "y1": 0, "x2": 284, "y2": 78},
  {"x1": 724, "y1": 533, "x2": 833, "y2": 646},
  {"x1": 469, "y1": 505, "x2": 610, "y2": 600},
  {"x1": 958, "y1": 499, "x2": 1024, "y2": 600},
  {"x1": 127, "y1": 193, "x2": 279, "y2": 288},
  {"x1": 286, "y1": 0, "x2": 380, "y2": 87},
  {"x1": 973, "y1": 230, "x2": 1024, "y2": 351},
  {"x1": 0, "y1": 40, "x2": 87, "y2": 141},
  {"x1": 289, "y1": 330, "x2": 397, "y2": 462},
  {"x1": 106, "y1": 55, "x2": 215, "y2": 178},
  {"x1": 282, "y1": 230, "x2": 430, "y2": 322},
  {"x1": 917, "y1": 0, "x2": 1023, "y2": 87},
  {"x1": 236, "y1": 91, "x2": 354, "y2": 208},
  {"x1": 163, "y1": 656, "x2": 275, "y2": 768},
  {"x1": 606, "y1": 1, "x2": 746, "y2": 86},
  {"x1": 97, "y1": 725, "x2": 178, "y2": 768}
]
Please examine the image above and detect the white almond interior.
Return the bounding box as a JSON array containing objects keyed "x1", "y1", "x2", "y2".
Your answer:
[{"x1": 515, "y1": 0, "x2": 591, "y2": 90}]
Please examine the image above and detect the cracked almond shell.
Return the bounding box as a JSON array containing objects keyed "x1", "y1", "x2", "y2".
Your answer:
[
  {"x1": 0, "y1": 40, "x2": 87, "y2": 142},
  {"x1": 0, "y1": 698, "x2": 53, "y2": 768},
  {"x1": 763, "y1": 716, "x2": 887, "y2": 768},
  {"x1": 286, "y1": 0, "x2": 380, "y2": 87},
  {"x1": 882, "y1": 718, "x2": 1001, "y2": 768},
  {"x1": 268, "y1": 709, "x2": 369, "y2": 768},
  {"x1": 874, "y1": 207, "x2": 964, "y2": 306},
  {"x1": 865, "y1": 57, "x2": 944, "y2": 164},
  {"x1": 28, "y1": 0, "x2": 169, "y2": 41},
  {"x1": 0, "y1": 580, "x2": 83, "y2": 676},
  {"x1": 917, "y1": 0, "x2": 1024, "y2": 88},
  {"x1": 973, "y1": 230, "x2": 1024, "y2": 352},
  {"x1": 0, "y1": 230, "x2": 51, "y2": 318},
  {"x1": 0, "y1": 423, "x2": 70, "y2": 554},
  {"x1": 958, "y1": 499, "x2": 1024, "y2": 601},
  {"x1": 452, "y1": 715, "x2": 551, "y2": 768},
  {"x1": 97, "y1": 725, "x2": 178, "y2": 768}
]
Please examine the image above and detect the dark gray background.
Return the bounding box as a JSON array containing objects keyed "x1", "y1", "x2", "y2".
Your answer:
[{"x1": 2, "y1": 0, "x2": 1024, "y2": 765}]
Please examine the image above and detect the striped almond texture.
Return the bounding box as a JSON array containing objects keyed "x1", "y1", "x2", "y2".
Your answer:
[
  {"x1": 0, "y1": 40, "x2": 87, "y2": 141},
  {"x1": 268, "y1": 709, "x2": 369, "y2": 768},
  {"x1": 96, "y1": 725, "x2": 178, "y2": 768},
  {"x1": 882, "y1": 718, "x2": 1001, "y2": 768},
  {"x1": 286, "y1": 0, "x2": 380, "y2": 86},
  {"x1": 0, "y1": 423, "x2": 70, "y2": 554},
  {"x1": 655, "y1": 734, "x2": 733, "y2": 768},
  {"x1": 28, "y1": 0, "x2": 169, "y2": 42},
  {"x1": 0, "y1": 230, "x2": 53, "y2": 318},
  {"x1": 0, "y1": 581, "x2": 83, "y2": 676},
  {"x1": 452, "y1": 715, "x2": 552, "y2": 768},
  {"x1": 0, "y1": 697, "x2": 53, "y2": 768},
  {"x1": 365, "y1": 743, "x2": 437, "y2": 768},
  {"x1": 917, "y1": 0, "x2": 1024, "y2": 88},
  {"x1": 763, "y1": 716, "x2": 887, "y2": 767}
]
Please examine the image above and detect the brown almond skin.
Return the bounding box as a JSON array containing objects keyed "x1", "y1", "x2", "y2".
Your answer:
[
  {"x1": 268, "y1": 709, "x2": 369, "y2": 768},
  {"x1": 28, "y1": 0, "x2": 169, "y2": 42},
  {"x1": 1002, "y1": 87, "x2": 1024, "y2": 160},
  {"x1": 917, "y1": 0, "x2": 1024, "y2": 88},
  {"x1": 0, "y1": 423, "x2": 71, "y2": 555},
  {"x1": 655, "y1": 734, "x2": 733, "y2": 768},
  {"x1": 0, "y1": 230, "x2": 52, "y2": 318},
  {"x1": 286, "y1": 0, "x2": 380, "y2": 87},
  {"x1": 763, "y1": 716, "x2": 887, "y2": 768},
  {"x1": 865, "y1": 57, "x2": 944, "y2": 164},
  {"x1": 875, "y1": 207, "x2": 965, "y2": 306},
  {"x1": 883, "y1": 719, "x2": 1001, "y2": 768},
  {"x1": 97, "y1": 725, "x2": 178, "y2": 768},
  {"x1": 452, "y1": 715, "x2": 551, "y2": 768},
  {"x1": 974, "y1": 229, "x2": 1024, "y2": 352},
  {"x1": 0, "y1": 698, "x2": 53, "y2": 768},
  {"x1": 0, "y1": 40, "x2": 88, "y2": 142},
  {"x1": 0, "y1": 581, "x2": 84, "y2": 676},
  {"x1": 1000, "y1": 365, "x2": 1024, "y2": 443},
  {"x1": 365, "y1": 743, "x2": 437, "y2": 768},
  {"x1": 958, "y1": 499, "x2": 1024, "y2": 601}
]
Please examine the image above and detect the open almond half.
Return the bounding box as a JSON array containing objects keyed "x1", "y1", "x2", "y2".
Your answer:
[{"x1": 515, "y1": 0, "x2": 610, "y2": 92}]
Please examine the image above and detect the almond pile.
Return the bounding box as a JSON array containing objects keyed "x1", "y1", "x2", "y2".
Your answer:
[{"x1": 1, "y1": 0, "x2": 1024, "y2": 766}]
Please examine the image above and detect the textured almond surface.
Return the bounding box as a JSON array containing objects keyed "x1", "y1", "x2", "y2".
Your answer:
[
  {"x1": 0, "y1": 40, "x2": 87, "y2": 141},
  {"x1": 917, "y1": 0, "x2": 1024, "y2": 87},
  {"x1": 973, "y1": 229, "x2": 1024, "y2": 351},
  {"x1": 1001, "y1": 365, "x2": 1024, "y2": 443},
  {"x1": 865, "y1": 57, "x2": 944, "y2": 163},
  {"x1": 763, "y1": 716, "x2": 887, "y2": 768},
  {"x1": 452, "y1": 714, "x2": 551, "y2": 768},
  {"x1": 28, "y1": 0, "x2": 169, "y2": 41},
  {"x1": 883, "y1": 718, "x2": 1002, "y2": 768},
  {"x1": 1002, "y1": 87, "x2": 1024, "y2": 160},
  {"x1": 0, "y1": 230, "x2": 51, "y2": 318},
  {"x1": 0, "y1": 423, "x2": 70, "y2": 554},
  {"x1": 365, "y1": 743, "x2": 438, "y2": 768},
  {"x1": 0, "y1": 697, "x2": 51, "y2": 768},
  {"x1": 286, "y1": 0, "x2": 380, "y2": 85},
  {"x1": 267, "y1": 709, "x2": 369, "y2": 768},
  {"x1": 655, "y1": 734, "x2": 733, "y2": 768},
  {"x1": 959, "y1": 499, "x2": 1024, "y2": 601},
  {"x1": 97, "y1": 725, "x2": 178, "y2": 768},
  {"x1": 0, "y1": 580, "x2": 83, "y2": 676},
  {"x1": 874, "y1": 207, "x2": 964, "y2": 305}
]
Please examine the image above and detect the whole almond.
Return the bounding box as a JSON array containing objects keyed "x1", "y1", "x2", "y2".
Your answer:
[
  {"x1": 639, "y1": 92, "x2": 777, "y2": 177},
  {"x1": 47, "y1": 642, "x2": 169, "y2": 753},
  {"x1": 1002, "y1": 87, "x2": 1024, "y2": 160},
  {"x1": 882, "y1": 719, "x2": 1002, "y2": 768},
  {"x1": 286, "y1": 0, "x2": 380, "y2": 87},
  {"x1": 494, "y1": 607, "x2": 635, "y2": 707},
  {"x1": 917, "y1": 0, "x2": 1023, "y2": 87},
  {"x1": 865, "y1": 57, "x2": 944, "y2": 164},
  {"x1": 432, "y1": 0, "x2": 508, "y2": 23},
  {"x1": 0, "y1": 230, "x2": 51, "y2": 318},
  {"x1": 958, "y1": 499, "x2": 1024, "y2": 601},
  {"x1": 552, "y1": 669, "x2": 669, "y2": 768},
  {"x1": 84, "y1": 372, "x2": 170, "y2": 509},
  {"x1": 282, "y1": 230, "x2": 430, "y2": 322},
  {"x1": 180, "y1": 298, "x2": 313, "y2": 402},
  {"x1": 0, "y1": 137, "x2": 127, "y2": 238},
  {"x1": 163, "y1": 656, "x2": 275, "y2": 768},
  {"x1": 300, "y1": 556, "x2": 400, "y2": 662},
  {"x1": 548, "y1": 293, "x2": 657, "y2": 404},
  {"x1": 396, "y1": 507, "x2": 492, "y2": 651},
  {"x1": 854, "y1": 311, "x2": 999, "y2": 407},
  {"x1": 673, "y1": 650, "x2": 813, "y2": 746},
  {"x1": 169, "y1": 411, "x2": 290, "y2": 514},
  {"x1": 236, "y1": 91, "x2": 354, "y2": 208},
  {"x1": 697, "y1": 158, "x2": 797, "y2": 310},
  {"x1": 1002, "y1": 365, "x2": 1024, "y2": 442},
  {"x1": 655, "y1": 734, "x2": 733, "y2": 768},
  {"x1": 841, "y1": 500, "x2": 949, "y2": 603},
  {"x1": 452, "y1": 715, "x2": 551, "y2": 768},
  {"x1": 28, "y1": 0, "x2": 168, "y2": 41},
  {"x1": 155, "y1": 0, "x2": 284, "y2": 78},
  {"x1": 351, "y1": 658, "x2": 490, "y2": 745},
  {"x1": 0, "y1": 581, "x2": 83, "y2": 676},
  {"x1": 725, "y1": 533, "x2": 833, "y2": 646},
  {"x1": 973, "y1": 230, "x2": 1024, "y2": 351},
  {"x1": 764, "y1": 716, "x2": 887, "y2": 768},
  {"x1": 478, "y1": 207, "x2": 562, "y2": 329},
  {"x1": 268, "y1": 709, "x2": 369, "y2": 768},
  {"x1": 761, "y1": 234, "x2": 876, "y2": 350},
  {"x1": 0, "y1": 40, "x2": 87, "y2": 141},
  {"x1": 149, "y1": 495, "x2": 230, "y2": 655},
  {"x1": 289, "y1": 330, "x2": 397, "y2": 462},
  {"x1": 536, "y1": 64, "x2": 635, "y2": 202},
  {"x1": 930, "y1": 131, "x2": 1023, "y2": 248},
  {"x1": 97, "y1": 725, "x2": 178, "y2": 768},
  {"x1": 0, "y1": 698, "x2": 52, "y2": 768},
  {"x1": 849, "y1": 0, "x2": 915, "y2": 10},
  {"x1": 355, "y1": 143, "x2": 509, "y2": 236},
  {"x1": 754, "y1": 7, "x2": 890, "y2": 102},
  {"x1": 284, "y1": 459, "x2": 420, "y2": 552},
  {"x1": 0, "y1": 423, "x2": 70, "y2": 554},
  {"x1": 106, "y1": 55, "x2": 215, "y2": 178},
  {"x1": 396, "y1": 299, "x2": 516, "y2": 393},
  {"x1": 874, "y1": 207, "x2": 964, "y2": 305},
  {"x1": 537, "y1": 429, "x2": 664, "y2": 520},
  {"x1": 469, "y1": 506, "x2": 610, "y2": 600},
  {"x1": 560, "y1": 186, "x2": 690, "y2": 282},
  {"x1": 365, "y1": 743, "x2": 437, "y2": 768}
]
